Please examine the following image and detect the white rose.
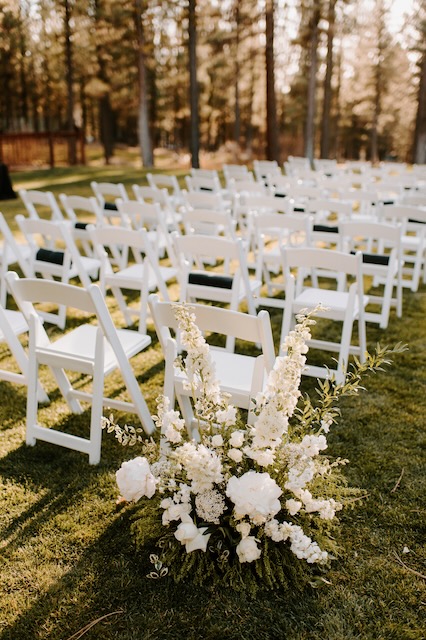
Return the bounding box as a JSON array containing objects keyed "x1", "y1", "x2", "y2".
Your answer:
[
  {"x1": 286, "y1": 499, "x2": 302, "y2": 516},
  {"x1": 116, "y1": 457, "x2": 156, "y2": 502},
  {"x1": 228, "y1": 448, "x2": 243, "y2": 463},
  {"x1": 211, "y1": 434, "x2": 224, "y2": 447},
  {"x1": 236, "y1": 522, "x2": 251, "y2": 539},
  {"x1": 226, "y1": 471, "x2": 282, "y2": 521},
  {"x1": 174, "y1": 517, "x2": 211, "y2": 553},
  {"x1": 236, "y1": 536, "x2": 261, "y2": 563},
  {"x1": 229, "y1": 430, "x2": 245, "y2": 448}
]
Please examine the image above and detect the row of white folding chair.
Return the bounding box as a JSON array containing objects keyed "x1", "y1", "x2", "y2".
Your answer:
[
  {"x1": 148, "y1": 293, "x2": 276, "y2": 438},
  {"x1": 6, "y1": 272, "x2": 154, "y2": 464},
  {"x1": 252, "y1": 212, "x2": 402, "y2": 329}
]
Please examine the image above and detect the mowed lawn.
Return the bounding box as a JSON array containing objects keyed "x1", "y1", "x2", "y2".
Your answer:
[{"x1": 0, "y1": 164, "x2": 425, "y2": 640}]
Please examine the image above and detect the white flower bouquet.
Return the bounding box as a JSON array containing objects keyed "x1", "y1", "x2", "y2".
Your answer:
[{"x1": 104, "y1": 304, "x2": 401, "y2": 593}]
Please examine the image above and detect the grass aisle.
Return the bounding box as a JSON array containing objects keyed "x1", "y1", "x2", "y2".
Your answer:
[{"x1": 0, "y1": 166, "x2": 425, "y2": 640}]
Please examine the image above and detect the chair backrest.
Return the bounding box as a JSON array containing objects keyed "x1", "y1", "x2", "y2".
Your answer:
[
  {"x1": 59, "y1": 193, "x2": 103, "y2": 225},
  {"x1": 223, "y1": 164, "x2": 252, "y2": 185},
  {"x1": 90, "y1": 181, "x2": 128, "y2": 210},
  {"x1": 149, "y1": 293, "x2": 275, "y2": 365},
  {"x1": 132, "y1": 185, "x2": 173, "y2": 209},
  {"x1": 378, "y1": 203, "x2": 426, "y2": 231},
  {"x1": 146, "y1": 172, "x2": 183, "y2": 204},
  {"x1": 190, "y1": 168, "x2": 220, "y2": 180},
  {"x1": 19, "y1": 189, "x2": 63, "y2": 222},
  {"x1": 253, "y1": 159, "x2": 281, "y2": 183},
  {"x1": 181, "y1": 207, "x2": 237, "y2": 238},
  {"x1": 173, "y1": 231, "x2": 258, "y2": 318},
  {"x1": 282, "y1": 245, "x2": 364, "y2": 301},
  {"x1": 182, "y1": 190, "x2": 227, "y2": 212},
  {"x1": 185, "y1": 175, "x2": 223, "y2": 194}
]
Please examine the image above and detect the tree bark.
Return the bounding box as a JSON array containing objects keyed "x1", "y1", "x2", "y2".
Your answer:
[
  {"x1": 413, "y1": 50, "x2": 426, "y2": 164},
  {"x1": 64, "y1": 0, "x2": 77, "y2": 164},
  {"x1": 135, "y1": 0, "x2": 154, "y2": 167},
  {"x1": 265, "y1": 0, "x2": 279, "y2": 162},
  {"x1": 233, "y1": 0, "x2": 241, "y2": 146},
  {"x1": 188, "y1": 0, "x2": 200, "y2": 168},
  {"x1": 320, "y1": 0, "x2": 336, "y2": 159},
  {"x1": 304, "y1": 1, "x2": 320, "y2": 165}
]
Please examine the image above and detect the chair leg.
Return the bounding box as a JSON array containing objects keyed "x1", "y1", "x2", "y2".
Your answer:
[
  {"x1": 26, "y1": 326, "x2": 39, "y2": 447},
  {"x1": 88, "y1": 335, "x2": 105, "y2": 465}
]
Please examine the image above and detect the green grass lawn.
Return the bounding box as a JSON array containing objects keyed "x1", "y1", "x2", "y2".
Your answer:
[{"x1": 0, "y1": 165, "x2": 425, "y2": 640}]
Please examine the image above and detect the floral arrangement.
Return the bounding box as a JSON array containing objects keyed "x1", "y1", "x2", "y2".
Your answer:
[{"x1": 104, "y1": 303, "x2": 400, "y2": 593}]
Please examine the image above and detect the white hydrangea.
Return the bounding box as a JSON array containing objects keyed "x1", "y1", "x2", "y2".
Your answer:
[{"x1": 195, "y1": 489, "x2": 226, "y2": 524}]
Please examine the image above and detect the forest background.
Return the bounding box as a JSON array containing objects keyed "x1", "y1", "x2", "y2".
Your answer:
[{"x1": 1, "y1": 0, "x2": 426, "y2": 169}]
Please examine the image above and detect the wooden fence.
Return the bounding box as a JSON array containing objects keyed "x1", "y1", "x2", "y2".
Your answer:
[{"x1": 0, "y1": 131, "x2": 85, "y2": 169}]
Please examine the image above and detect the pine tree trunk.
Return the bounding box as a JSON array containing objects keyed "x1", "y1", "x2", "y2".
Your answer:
[
  {"x1": 304, "y1": 2, "x2": 320, "y2": 165},
  {"x1": 413, "y1": 50, "x2": 426, "y2": 164},
  {"x1": 135, "y1": 0, "x2": 153, "y2": 167},
  {"x1": 233, "y1": 0, "x2": 241, "y2": 146},
  {"x1": 265, "y1": 0, "x2": 279, "y2": 162},
  {"x1": 64, "y1": 0, "x2": 77, "y2": 164},
  {"x1": 188, "y1": 0, "x2": 200, "y2": 168},
  {"x1": 320, "y1": 0, "x2": 336, "y2": 160}
]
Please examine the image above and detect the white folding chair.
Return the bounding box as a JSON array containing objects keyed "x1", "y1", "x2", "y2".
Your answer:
[
  {"x1": 253, "y1": 159, "x2": 281, "y2": 184},
  {"x1": 116, "y1": 199, "x2": 175, "y2": 264},
  {"x1": 7, "y1": 273, "x2": 154, "y2": 464},
  {"x1": 90, "y1": 181, "x2": 129, "y2": 215},
  {"x1": 0, "y1": 301, "x2": 48, "y2": 403},
  {"x1": 15, "y1": 215, "x2": 100, "y2": 328},
  {"x1": 182, "y1": 190, "x2": 228, "y2": 213},
  {"x1": 148, "y1": 294, "x2": 276, "y2": 437},
  {"x1": 146, "y1": 172, "x2": 184, "y2": 208},
  {"x1": 59, "y1": 193, "x2": 104, "y2": 257},
  {"x1": 0, "y1": 212, "x2": 32, "y2": 306},
  {"x1": 181, "y1": 207, "x2": 237, "y2": 239},
  {"x1": 253, "y1": 212, "x2": 311, "y2": 308},
  {"x1": 339, "y1": 220, "x2": 403, "y2": 329},
  {"x1": 378, "y1": 204, "x2": 426, "y2": 291},
  {"x1": 172, "y1": 233, "x2": 261, "y2": 351},
  {"x1": 19, "y1": 189, "x2": 63, "y2": 222},
  {"x1": 90, "y1": 224, "x2": 178, "y2": 333},
  {"x1": 280, "y1": 246, "x2": 368, "y2": 384},
  {"x1": 185, "y1": 174, "x2": 223, "y2": 195},
  {"x1": 132, "y1": 185, "x2": 181, "y2": 231}
]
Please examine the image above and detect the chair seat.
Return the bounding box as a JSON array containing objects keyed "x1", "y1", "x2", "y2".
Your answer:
[
  {"x1": 294, "y1": 288, "x2": 369, "y2": 320},
  {"x1": 174, "y1": 350, "x2": 262, "y2": 410},
  {"x1": 106, "y1": 263, "x2": 177, "y2": 290},
  {"x1": 37, "y1": 324, "x2": 151, "y2": 376},
  {"x1": 0, "y1": 309, "x2": 28, "y2": 340}
]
